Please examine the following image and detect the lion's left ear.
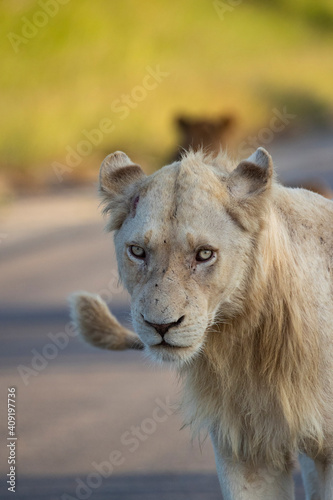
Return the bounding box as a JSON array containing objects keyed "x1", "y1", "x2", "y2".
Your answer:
[{"x1": 228, "y1": 147, "x2": 273, "y2": 199}]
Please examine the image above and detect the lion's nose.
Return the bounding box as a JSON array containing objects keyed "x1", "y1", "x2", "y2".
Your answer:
[{"x1": 144, "y1": 315, "x2": 185, "y2": 337}]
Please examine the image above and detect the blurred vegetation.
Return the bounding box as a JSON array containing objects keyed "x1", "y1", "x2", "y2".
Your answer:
[
  {"x1": 1, "y1": 0, "x2": 333, "y2": 186},
  {"x1": 250, "y1": 0, "x2": 333, "y2": 31},
  {"x1": 263, "y1": 89, "x2": 332, "y2": 133}
]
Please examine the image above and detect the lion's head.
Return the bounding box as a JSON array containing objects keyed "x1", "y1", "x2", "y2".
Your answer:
[{"x1": 100, "y1": 148, "x2": 273, "y2": 365}]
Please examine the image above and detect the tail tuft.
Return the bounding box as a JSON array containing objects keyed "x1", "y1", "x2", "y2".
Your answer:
[{"x1": 68, "y1": 292, "x2": 143, "y2": 351}]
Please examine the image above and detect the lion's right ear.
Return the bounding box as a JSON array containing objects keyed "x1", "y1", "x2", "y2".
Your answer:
[
  {"x1": 99, "y1": 151, "x2": 146, "y2": 231},
  {"x1": 99, "y1": 151, "x2": 145, "y2": 196}
]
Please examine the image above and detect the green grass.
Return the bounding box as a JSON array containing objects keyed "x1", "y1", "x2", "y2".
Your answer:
[{"x1": 1, "y1": 0, "x2": 333, "y2": 181}]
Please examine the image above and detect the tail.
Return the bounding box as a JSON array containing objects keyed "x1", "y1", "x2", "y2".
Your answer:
[{"x1": 68, "y1": 292, "x2": 143, "y2": 351}]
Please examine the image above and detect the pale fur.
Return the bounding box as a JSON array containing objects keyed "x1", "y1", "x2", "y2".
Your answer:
[
  {"x1": 69, "y1": 292, "x2": 143, "y2": 350},
  {"x1": 70, "y1": 148, "x2": 333, "y2": 499}
]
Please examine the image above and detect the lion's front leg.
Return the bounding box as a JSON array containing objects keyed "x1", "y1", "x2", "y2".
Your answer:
[
  {"x1": 315, "y1": 458, "x2": 333, "y2": 500},
  {"x1": 213, "y1": 456, "x2": 295, "y2": 500},
  {"x1": 210, "y1": 434, "x2": 294, "y2": 500}
]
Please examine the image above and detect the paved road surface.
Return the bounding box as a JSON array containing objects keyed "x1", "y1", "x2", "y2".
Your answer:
[{"x1": 1, "y1": 135, "x2": 332, "y2": 499}]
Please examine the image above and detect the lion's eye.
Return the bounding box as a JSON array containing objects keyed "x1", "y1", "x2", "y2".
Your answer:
[
  {"x1": 196, "y1": 249, "x2": 213, "y2": 262},
  {"x1": 129, "y1": 245, "x2": 146, "y2": 259}
]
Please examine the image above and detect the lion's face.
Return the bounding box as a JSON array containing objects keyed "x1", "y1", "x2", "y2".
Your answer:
[{"x1": 100, "y1": 149, "x2": 272, "y2": 365}]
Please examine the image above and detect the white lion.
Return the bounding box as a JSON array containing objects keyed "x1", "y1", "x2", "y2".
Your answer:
[{"x1": 70, "y1": 148, "x2": 333, "y2": 499}]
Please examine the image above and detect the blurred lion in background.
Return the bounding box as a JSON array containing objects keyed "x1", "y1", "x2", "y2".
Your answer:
[{"x1": 171, "y1": 114, "x2": 332, "y2": 199}]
